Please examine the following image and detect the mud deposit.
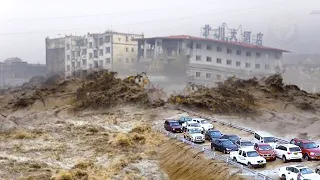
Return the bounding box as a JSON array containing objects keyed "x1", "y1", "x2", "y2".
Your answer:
[{"x1": 160, "y1": 139, "x2": 245, "y2": 180}]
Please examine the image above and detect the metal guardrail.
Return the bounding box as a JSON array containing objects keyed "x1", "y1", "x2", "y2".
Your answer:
[{"x1": 157, "y1": 128, "x2": 273, "y2": 180}]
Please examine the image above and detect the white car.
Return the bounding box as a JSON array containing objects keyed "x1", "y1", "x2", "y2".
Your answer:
[
  {"x1": 254, "y1": 131, "x2": 277, "y2": 149},
  {"x1": 182, "y1": 121, "x2": 202, "y2": 131},
  {"x1": 230, "y1": 148, "x2": 266, "y2": 168},
  {"x1": 275, "y1": 144, "x2": 303, "y2": 163},
  {"x1": 279, "y1": 165, "x2": 320, "y2": 180},
  {"x1": 191, "y1": 118, "x2": 213, "y2": 131},
  {"x1": 183, "y1": 127, "x2": 205, "y2": 143}
]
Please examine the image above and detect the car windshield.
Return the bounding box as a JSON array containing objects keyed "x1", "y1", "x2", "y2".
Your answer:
[
  {"x1": 200, "y1": 120, "x2": 209, "y2": 124},
  {"x1": 247, "y1": 151, "x2": 259, "y2": 157},
  {"x1": 190, "y1": 123, "x2": 201, "y2": 127},
  {"x1": 263, "y1": 137, "x2": 276, "y2": 143},
  {"x1": 209, "y1": 131, "x2": 222, "y2": 137},
  {"x1": 259, "y1": 145, "x2": 272, "y2": 151},
  {"x1": 242, "y1": 141, "x2": 253, "y2": 146},
  {"x1": 229, "y1": 136, "x2": 239, "y2": 141},
  {"x1": 189, "y1": 128, "x2": 201, "y2": 134},
  {"x1": 222, "y1": 141, "x2": 233, "y2": 146},
  {"x1": 170, "y1": 122, "x2": 180, "y2": 126},
  {"x1": 303, "y1": 142, "x2": 318, "y2": 149},
  {"x1": 300, "y1": 168, "x2": 314, "y2": 175},
  {"x1": 289, "y1": 147, "x2": 301, "y2": 152},
  {"x1": 180, "y1": 117, "x2": 192, "y2": 122}
]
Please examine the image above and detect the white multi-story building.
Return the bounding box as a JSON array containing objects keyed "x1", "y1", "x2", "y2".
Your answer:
[
  {"x1": 46, "y1": 31, "x2": 144, "y2": 77},
  {"x1": 136, "y1": 35, "x2": 289, "y2": 86}
]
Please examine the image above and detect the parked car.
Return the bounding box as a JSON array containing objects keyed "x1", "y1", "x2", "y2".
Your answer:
[
  {"x1": 254, "y1": 143, "x2": 276, "y2": 161},
  {"x1": 235, "y1": 140, "x2": 254, "y2": 149},
  {"x1": 183, "y1": 127, "x2": 205, "y2": 143},
  {"x1": 253, "y1": 131, "x2": 277, "y2": 149},
  {"x1": 182, "y1": 121, "x2": 202, "y2": 132},
  {"x1": 275, "y1": 144, "x2": 303, "y2": 163},
  {"x1": 164, "y1": 120, "x2": 183, "y2": 133},
  {"x1": 205, "y1": 130, "x2": 223, "y2": 141},
  {"x1": 279, "y1": 165, "x2": 320, "y2": 180},
  {"x1": 290, "y1": 138, "x2": 320, "y2": 161},
  {"x1": 211, "y1": 139, "x2": 238, "y2": 154},
  {"x1": 316, "y1": 166, "x2": 320, "y2": 175},
  {"x1": 230, "y1": 148, "x2": 266, "y2": 168},
  {"x1": 177, "y1": 116, "x2": 192, "y2": 126},
  {"x1": 191, "y1": 118, "x2": 213, "y2": 131},
  {"x1": 220, "y1": 134, "x2": 240, "y2": 144}
]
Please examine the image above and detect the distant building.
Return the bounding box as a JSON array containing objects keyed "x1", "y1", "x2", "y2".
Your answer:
[
  {"x1": 0, "y1": 57, "x2": 46, "y2": 88},
  {"x1": 136, "y1": 35, "x2": 289, "y2": 86},
  {"x1": 45, "y1": 31, "x2": 144, "y2": 77}
]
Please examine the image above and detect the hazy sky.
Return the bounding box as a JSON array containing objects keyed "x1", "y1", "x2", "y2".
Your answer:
[{"x1": 0, "y1": 0, "x2": 319, "y2": 64}]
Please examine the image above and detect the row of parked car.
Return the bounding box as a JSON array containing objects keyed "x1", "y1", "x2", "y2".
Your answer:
[{"x1": 164, "y1": 116, "x2": 320, "y2": 179}]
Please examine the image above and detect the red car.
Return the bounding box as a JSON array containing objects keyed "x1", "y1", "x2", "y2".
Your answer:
[
  {"x1": 290, "y1": 138, "x2": 320, "y2": 161},
  {"x1": 254, "y1": 143, "x2": 276, "y2": 161}
]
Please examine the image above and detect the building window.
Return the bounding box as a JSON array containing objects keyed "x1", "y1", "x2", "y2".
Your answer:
[
  {"x1": 82, "y1": 59, "x2": 87, "y2": 66},
  {"x1": 89, "y1": 53, "x2": 93, "y2": 59},
  {"x1": 94, "y1": 50, "x2": 98, "y2": 58},
  {"x1": 71, "y1": 62, "x2": 75, "y2": 68},
  {"x1": 82, "y1": 49, "x2": 87, "y2": 55},
  {"x1": 66, "y1": 55, "x2": 70, "y2": 61},
  {"x1": 265, "y1": 64, "x2": 270, "y2": 70},
  {"x1": 99, "y1": 38, "x2": 103, "y2": 45},
  {"x1": 206, "y1": 73, "x2": 211, "y2": 78},
  {"x1": 255, "y1": 64, "x2": 260, "y2": 69},
  {"x1": 196, "y1": 44, "x2": 202, "y2": 49},
  {"x1": 66, "y1": 44, "x2": 70, "y2": 50},
  {"x1": 89, "y1": 42, "x2": 93, "y2": 48},
  {"x1": 67, "y1": 65, "x2": 70, "y2": 71},
  {"x1": 216, "y1": 58, "x2": 222, "y2": 64},
  {"x1": 99, "y1": 60, "x2": 103, "y2": 67},
  {"x1": 216, "y1": 74, "x2": 221, "y2": 80},
  {"x1": 246, "y1": 52, "x2": 251, "y2": 57},
  {"x1": 227, "y1": 48, "x2": 232, "y2": 54},
  {"x1": 106, "y1": 47, "x2": 111, "y2": 53},
  {"x1": 99, "y1": 49, "x2": 103, "y2": 56},
  {"x1": 207, "y1": 45, "x2": 212, "y2": 50},
  {"x1": 246, "y1": 63, "x2": 251, "y2": 68},
  {"x1": 105, "y1": 36, "x2": 110, "y2": 43},
  {"x1": 227, "y1": 60, "x2": 232, "y2": 65},
  {"x1": 196, "y1": 72, "x2": 201, "y2": 77},
  {"x1": 236, "y1": 62, "x2": 241, "y2": 67},
  {"x1": 126, "y1": 36, "x2": 129, "y2": 42},
  {"x1": 196, "y1": 55, "x2": 201, "y2": 61},
  {"x1": 71, "y1": 51, "x2": 75, "y2": 58},
  {"x1": 217, "y1": 47, "x2": 222, "y2": 52},
  {"x1": 125, "y1": 47, "x2": 129, "y2": 52},
  {"x1": 206, "y1": 57, "x2": 212, "y2": 62},
  {"x1": 131, "y1": 48, "x2": 134, "y2": 52},
  {"x1": 236, "y1": 50, "x2": 241, "y2": 56},
  {"x1": 106, "y1": 58, "x2": 111, "y2": 64},
  {"x1": 256, "y1": 52, "x2": 261, "y2": 58},
  {"x1": 76, "y1": 51, "x2": 80, "y2": 57}
]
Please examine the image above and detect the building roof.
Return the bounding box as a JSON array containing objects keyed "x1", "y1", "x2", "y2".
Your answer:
[{"x1": 136, "y1": 35, "x2": 290, "y2": 52}]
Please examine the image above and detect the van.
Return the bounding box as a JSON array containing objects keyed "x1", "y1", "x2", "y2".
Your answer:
[{"x1": 254, "y1": 131, "x2": 277, "y2": 149}]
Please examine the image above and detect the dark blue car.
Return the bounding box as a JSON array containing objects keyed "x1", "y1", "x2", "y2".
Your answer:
[
  {"x1": 211, "y1": 139, "x2": 238, "y2": 154},
  {"x1": 220, "y1": 134, "x2": 241, "y2": 144},
  {"x1": 205, "y1": 130, "x2": 223, "y2": 141},
  {"x1": 177, "y1": 116, "x2": 192, "y2": 125}
]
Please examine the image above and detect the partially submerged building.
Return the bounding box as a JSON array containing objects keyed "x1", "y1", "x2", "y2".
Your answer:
[
  {"x1": 0, "y1": 57, "x2": 46, "y2": 88},
  {"x1": 136, "y1": 35, "x2": 289, "y2": 86},
  {"x1": 46, "y1": 31, "x2": 144, "y2": 77}
]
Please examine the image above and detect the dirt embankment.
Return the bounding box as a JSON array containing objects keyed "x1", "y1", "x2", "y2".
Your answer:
[{"x1": 160, "y1": 139, "x2": 245, "y2": 180}]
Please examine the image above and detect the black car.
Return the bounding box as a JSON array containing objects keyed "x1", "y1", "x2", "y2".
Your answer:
[
  {"x1": 164, "y1": 120, "x2": 183, "y2": 133},
  {"x1": 211, "y1": 139, "x2": 239, "y2": 154},
  {"x1": 316, "y1": 167, "x2": 320, "y2": 175},
  {"x1": 205, "y1": 130, "x2": 223, "y2": 141},
  {"x1": 220, "y1": 134, "x2": 240, "y2": 144},
  {"x1": 177, "y1": 116, "x2": 192, "y2": 125}
]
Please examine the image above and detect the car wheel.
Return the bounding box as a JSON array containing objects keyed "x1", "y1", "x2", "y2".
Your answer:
[
  {"x1": 282, "y1": 156, "x2": 287, "y2": 163},
  {"x1": 248, "y1": 163, "x2": 253, "y2": 169},
  {"x1": 315, "y1": 169, "x2": 319, "y2": 174},
  {"x1": 281, "y1": 174, "x2": 286, "y2": 180},
  {"x1": 211, "y1": 146, "x2": 215, "y2": 151},
  {"x1": 303, "y1": 154, "x2": 310, "y2": 161},
  {"x1": 223, "y1": 150, "x2": 227, "y2": 154},
  {"x1": 233, "y1": 157, "x2": 237, "y2": 162}
]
